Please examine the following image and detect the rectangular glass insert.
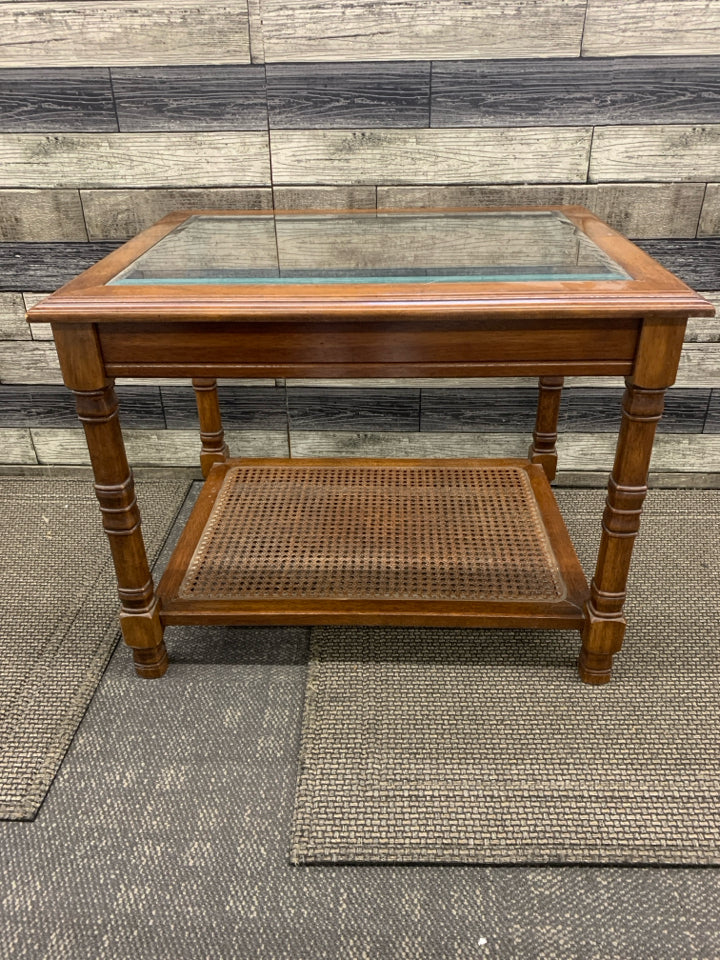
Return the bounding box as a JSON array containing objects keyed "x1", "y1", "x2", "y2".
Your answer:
[{"x1": 108, "y1": 211, "x2": 631, "y2": 286}]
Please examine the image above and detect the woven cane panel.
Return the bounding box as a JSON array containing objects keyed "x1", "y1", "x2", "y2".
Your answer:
[{"x1": 179, "y1": 463, "x2": 565, "y2": 602}]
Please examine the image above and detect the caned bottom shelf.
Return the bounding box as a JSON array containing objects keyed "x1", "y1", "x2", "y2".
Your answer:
[{"x1": 156, "y1": 457, "x2": 590, "y2": 629}]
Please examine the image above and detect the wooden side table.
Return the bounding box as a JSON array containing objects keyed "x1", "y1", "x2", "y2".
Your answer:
[{"x1": 28, "y1": 207, "x2": 715, "y2": 684}]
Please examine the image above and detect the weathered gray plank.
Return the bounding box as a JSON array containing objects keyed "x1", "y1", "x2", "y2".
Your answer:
[
  {"x1": 637, "y1": 240, "x2": 720, "y2": 289},
  {"x1": 699, "y1": 184, "x2": 720, "y2": 237},
  {"x1": 272, "y1": 185, "x2": 376, "y2": 210},
  {"x1": 270, "y1": 128, "x2": 592, "y2": 185},
  {"x1": 260, "y1": 0, "x2": 586, "y2": 62},
  {"x1": 288, "y1": 387, "x2": 419, "y2": 431},
  {"x1": 583, "y1": 0, "x2": 720, "y2": 57},
  {"x1": 31, "y1": 428, "x2": 289, "y2": 465},
  {"x1": 432, "y1": 57, "x2": 720, "y2": 127},
  {"x1": 590, "y1": 125, "x2": 720, "y2": 182},
  {"x1": 0, "y1": 243, "x2": 120, "y2": 292},
  {"x1": 0, "y1": 293, "x2": 29, "y2": 340},
  {"x1": 686, "y1": 293, "x2": 720, "y2": 342},
  {"x1": 0, "y1": 133, "x2": 271, "y2": 188},
  {"x1": 162, "y1": 385, "x2": 288, "y2": 429},
  {"x1": 112, "y1": 67, "x2": 267, "y2": 132},
  {"x1": 0, "y1": 340, "x2": 62, "y2": 384},
  {"x1": 377, "y1": 183, "x2": 705, "y2": 239},
  {"x1": 677, "y1": 343, "x2": 720, "y2": 388},
  {"x1": 705, "y1": 392, "x2": 720, "y2": 433},
  {"x1": 0, "y1": 428, "x2": 36, "y2": 464},
  {"x1": 290, "y1": 429, "x2": 720, "y2": 472},
  {"x1": 0, "y1": 384, "x2": 164, "y2": 428},
  {"x1": 81, "y1": 187, "x2": 273, "y2": 241},
  {"x1": 0, "y1": 189, "x2": 87, "y2": 241},
  {"x1": 266, "y1": 63, "x2": 430, "y2": 128},
  {"x1": 247, "y1": 0, "x2": 266, "y2": 64},
  {"x1": 0, "y1": 3, "x2": 251, "y2": 68},
  {"x1": 0, "y1": 68, "x2": 116, "y2": 132}
]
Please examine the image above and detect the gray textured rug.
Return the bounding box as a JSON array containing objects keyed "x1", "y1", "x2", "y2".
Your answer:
[
  {"x1": 292, "y1": 489, "x2": 720, "y2": 865},
  {"x1": 0, "y1": 476, "x2": 189, "y2": 821}
]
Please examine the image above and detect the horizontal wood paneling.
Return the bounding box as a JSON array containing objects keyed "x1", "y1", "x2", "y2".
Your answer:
[
  {"x1": 0, "y1": 243, "x2": 119, "y2": 292},
  {"x1": 0, "y1": 3, "x2": 251, "y2": 68},
  {"x1": 30, "y1": 428, "x2": 289, "y2": 465},
  {"x1": 0, "y1": 133, "x2": 271, "y2": 188},
  {"x1": 705, "y1": 392, "x2": 720, "y2": 433},
  {"x1": 290, "y1": 430, "x2": 720, "y2": 471},
  {"x1": 432, "y1": 57, "x2": 720, "y2": 127},
  {"x1": 266, "y1": 63, "x2": 429, "y2": 128},
  {"x1": 0, "y1": 293, "x2": 29, "y2": 340},
  {"x1": 637, "y1": 240, "x2": 720, "y2": 289},
  {"x1": 699, "y1": 184, "x2": 720, "y2": 237},
  {"x1": 583, "y1": 0, "x2": 720, "y2": 57},
  {"x1": 270, "y1": 128, "x2": 592, "y2": 185},
  {"x1": 112, "y1": 67, "x2": 267, "y2": 132},
  {"x1": 0, "y1": 69, "x2": 116, "y2": 132},
  {"x1": 0, "y1": 341, "x2": 62, "y2": 384},
  {"x1": 3, "y1": 237, "x2": 717, "y2": 296},
  {"x1": 677, "y1": 344, "x2": 720, "y2": 388},
  {"x1": 421, "y1": 387, "x2": 538, "y2": 433},
  {"x1": 0, "y1": 384, "x2": 165, "y2": 428},
  {"x1": 272, "y1": 185, "x2": 377, "y2": 210},
  {"x1": 0, "y1": 428, "x2": 36, "y2": 464},
  {"x1": 162, "y1": 385, "x2": 288, "y2": 429},
  {"x1": 80, "y1": 188, "x2": 273, "y2": 241},
  {"x1": 0, "y1": 189, "x2": 87, "y2": 242},
  {"x1": 590, "y1": 125, "x2": 720, "y2": 183},
  {"x1": 562, "y1": 387, "x2": 710, "y2": 434},
  {"x1": 260, "y1": 0, "x2": 586, "y2": 62},
  {"x1": 377, "y1": 183, "x2": 705, "y2": 239},
  {"x1": 288, "y1": 387, "x2": 419, "y2": 431}
]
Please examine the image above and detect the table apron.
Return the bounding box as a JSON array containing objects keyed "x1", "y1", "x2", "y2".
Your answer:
[{"x1": 97, "y1": 318, "x2": 641, "y2": 378}]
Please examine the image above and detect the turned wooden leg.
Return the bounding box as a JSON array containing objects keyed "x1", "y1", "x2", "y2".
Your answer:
[
  {"x1": 578, "y1": 380, "x2": 666, "y2": 684},
  {"x1": 74, "y1": 381, "x2": 167, "y2": 678},
  {"x1": 529, "y1": 376, "x2": 564, "y2": 481},
  {"x1": 192, "y1": 378, "x2": 229, "y2": 478}
]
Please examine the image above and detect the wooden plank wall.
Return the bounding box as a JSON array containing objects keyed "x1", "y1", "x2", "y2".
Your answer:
[{"x1": 1, "y1": 0, "x2": 719, "y2": 472}]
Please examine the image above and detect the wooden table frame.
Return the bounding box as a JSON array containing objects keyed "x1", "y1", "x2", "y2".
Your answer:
[{"x1": 28, "y1": 206, "x2": 715, "y2": 685}]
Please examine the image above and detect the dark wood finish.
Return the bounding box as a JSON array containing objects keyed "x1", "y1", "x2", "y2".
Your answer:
[
  {"x1": 529, "y1": 376, "x2": 564, "y2": 481},
  {"x1": 431, "y1": 56, "x2": 720, "y2": 126},
  {"x1": 563, "y1": 386, "x2": 710, "y2": 434},
  {"x1": 162, "y1": 384, "x2": 288, "y2": 429},
  {"x1": 112, "y1": 66, "x2": 267, "y2": 132},
  {"x1": 192, "y1": 378, "x2": 229, "y2": 478},
  {"x1": 156, "y1": 457, "x2": 589, "y2": 628},
  {"x1": 0, "y1": 68, "x2": 117, "y2": 132},
  {"x1": 579, "y1": 317, "x2": 687, "y2": 684},
  {"x1": 29, "y1": 207, "x2": 715, "y2": 683},
  {"x1": 0, "y1": 242, "x2": 120, "y2": 292},
  {"x1": 51, "y1": 323, "x2": 166, "y2": 678},
  {"x1": 266, "y1": 62, "x2": 430, "y2": 128},
  {"x1": 636, "y1": 239, "x2": 720, "y2": 289}
]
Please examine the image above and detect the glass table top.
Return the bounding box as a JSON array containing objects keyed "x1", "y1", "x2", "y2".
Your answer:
[{"x1": 108, "y1": 211, "x2": 630, "y2": 286}]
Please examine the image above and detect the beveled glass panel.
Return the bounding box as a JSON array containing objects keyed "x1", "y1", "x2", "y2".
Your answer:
[{"x1": 108, "y1": 211, "x2": 630, "y2": 285}]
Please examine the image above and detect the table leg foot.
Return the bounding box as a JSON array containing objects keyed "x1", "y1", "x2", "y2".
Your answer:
[
  {"x1": 578, "y1": 649, "x2": 613, "y2": 684},
  {"x1": 132, "y1": 642, "x2": 169, "y2": 679}
]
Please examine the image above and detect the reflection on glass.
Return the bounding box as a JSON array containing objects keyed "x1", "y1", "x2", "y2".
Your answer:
[{"x1": 108, "y1": 211, "x2": 630, "y2": 285}]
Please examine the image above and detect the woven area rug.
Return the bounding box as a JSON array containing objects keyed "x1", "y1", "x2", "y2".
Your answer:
[
  {"x1": 0, "y1": 475, "x2": 189, "y2": 821},
  {"x1": 292, "y1": 488, "x2": 720, "y2": 865}
]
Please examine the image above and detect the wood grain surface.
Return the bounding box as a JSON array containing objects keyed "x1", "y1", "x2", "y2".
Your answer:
[
  {"x1": 583, "y1": 0, "x2": 720, "y2": 57},
  {"x1": 0, "y1": 133, "x2": 271, "y2": 188},
  {"x1": 259, "y1": 0, "x2": 586, "y2": 62},
  {"x1": 590, "y1": 125, "x2": 720, "y2": 182},
  {"x1": 0, "y1": 189, "x2": 87, "y2": 242},
  {"x1": 112, "y1": 67, "x2": 267, "y2": 132},
  {"x1": 270, "y1": 128, "x2": 591, "y2": 184},
  {"x1": 0, "y1": 69, "x2": 116, "y2": 132},
  {"x1": 0, "y1": 293, "x2": 29, "y2": 340},
  {"x1": 432, "y1": 57, "x2": 720, "y2": 127},
  {"x1": 81, "y1": 188, "x2": 273, "y2": 241},
  {"x1": 699, "y1": 184, "x2": 720, "y2": 236},
  {"x1": 0, "y1": 428, "x2": 36, "y2": 464},
  {"x1": 266, "y1": 62, "x2": 430, "y2": 128},
  {"x1": 377, "y1": 184, "x2": 706, "y2": 239},
  {"x1": 0, "y1": 2, "x2": 251, "y2": 68}
]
